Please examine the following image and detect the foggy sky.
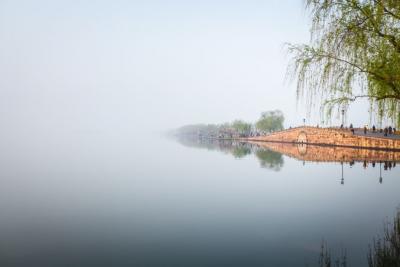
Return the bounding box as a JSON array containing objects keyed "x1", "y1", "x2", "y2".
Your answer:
[{"x1": 0, "y1": 0, "x2": 373, "y2": 137}]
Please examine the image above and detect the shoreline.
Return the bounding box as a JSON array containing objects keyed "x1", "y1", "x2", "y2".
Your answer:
[{"x1": 201, "y1": 126, "x2": 400, "y2": 152}]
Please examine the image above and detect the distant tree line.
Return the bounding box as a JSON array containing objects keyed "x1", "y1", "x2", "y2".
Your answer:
[{"x1": 173, "y1": 110, "x2": 285, "y2": 139}]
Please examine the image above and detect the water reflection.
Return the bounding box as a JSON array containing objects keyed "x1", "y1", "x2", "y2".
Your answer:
[
  {"x1": 320, "y1": 208, "x2": 400, "y2": 267},
  {"x1": 250, "y1": 141, "x2": 400, "y2": 164},
  {"x1": 176, "y1": 136, "x2": 251, "y2": 158},
  {"x1": 255, "y1": 149, "x2": 283, "y2": 171},
  {"x1": 172, "y1": 136, "x2": 400, "y2": 266},
  {"x1": 176, "y1": 137, "x2": 400, "y2": 178},
  {"x1": 251, "y1": 141, "x2": 399, "y2": 185},
  {"x1": 176, "y1": 137, "x2": 284, "y2": 170}
]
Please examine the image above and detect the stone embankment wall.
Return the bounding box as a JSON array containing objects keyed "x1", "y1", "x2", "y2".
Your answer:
[
  {"x1": 246, "y1": 126, "x2": 400, "y2": 151},
  {"x1": 249, "y1": 141, "x2": 400, "y2": 163}
]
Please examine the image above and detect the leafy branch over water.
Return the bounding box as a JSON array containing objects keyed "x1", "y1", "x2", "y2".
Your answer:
[{"x1": 287, "y1": 0, "x2": 400, "y2": 126}]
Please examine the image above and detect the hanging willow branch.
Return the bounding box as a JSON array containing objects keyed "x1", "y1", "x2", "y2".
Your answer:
[{"x1": 287, "y1": 0, "x2": 400, "y2": 126}]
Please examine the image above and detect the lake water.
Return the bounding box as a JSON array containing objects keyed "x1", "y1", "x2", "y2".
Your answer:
[{"x1": 0, "y1": 132, "x2": 399, "y2": 266}]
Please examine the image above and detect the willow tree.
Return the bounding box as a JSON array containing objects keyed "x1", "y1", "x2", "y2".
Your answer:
[
  {"x1": 255, "y1": 110, "x2": 284, "y2": 132},
  {"x1": 288, "y1": 0, "x2": 400, "y2": 126},
  {"x1": 231, "y1": 120, "x2": 252, "y2": 135}
]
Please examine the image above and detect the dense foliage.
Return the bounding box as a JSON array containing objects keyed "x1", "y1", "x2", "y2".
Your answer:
[
  {"x1": 255, "y1": 110, "x2": 284, "y2": 132},
  {"x1": 173, "y1": 122, "x2": 252, "y2": 138},
  {"x1": 173, "y1": 110, "x2": 285, "y2": 138},
  {"x1": 231, "y1": 120, "x2": 252, "y2": 135},
  {"x1": 288, "y1": 0, "x2": 400, "y2": 126}
]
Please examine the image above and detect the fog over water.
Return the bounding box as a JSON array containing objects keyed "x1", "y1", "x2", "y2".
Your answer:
[
  {"x1": 0, "y1": 134, "x2": 399, "y2": 266},
  {"x1": 1, "y1": 1, "x2": 399, "y2": 266}
]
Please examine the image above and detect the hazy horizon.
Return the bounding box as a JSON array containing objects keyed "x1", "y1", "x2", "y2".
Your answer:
[
  {"x1": 0, "y1": 0, "x2": 382, "y2": 138},
  {"x1": 1, "y1": 2, "x2": 400, "y2": 266}
]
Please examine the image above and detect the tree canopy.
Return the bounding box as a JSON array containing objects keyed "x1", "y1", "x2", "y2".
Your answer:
[
  {"x1": 231, "y1": 120, "x2": 252, "y2": 135},
  {"x1": 287, "y1": 0, "x2": 400, "y2": 126},
  {"x1": 173, "y1": 119, "x2": 254, "y2": 138},
  {"x1": 255, "y1": 110, "x2": 284, "y2": 132}
]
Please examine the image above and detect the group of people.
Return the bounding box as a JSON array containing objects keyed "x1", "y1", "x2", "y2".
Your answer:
[
  {"x1": 362, "y1": 125, "x2": 397, "y2": 136},
  {"x1": 340, "y1": 123, "x2": 397, "y2": 136}
]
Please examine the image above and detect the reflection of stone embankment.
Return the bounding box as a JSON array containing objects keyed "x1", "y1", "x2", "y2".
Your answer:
[{"x1": 250, "y1": 141, "x2": 400, "y2": 164}]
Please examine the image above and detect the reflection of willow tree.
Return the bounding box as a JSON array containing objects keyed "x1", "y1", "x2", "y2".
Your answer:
[
  {"x1": 176, "y1": 137, "x2": 284, "y2": 167},
  {"x1": 177, "y1": 137, "x2": 222, "y2": 151},
  {"x1": 255, "y1": 149, "x2": 284, "y2": 171},
  {"x1": 231, "y1": 146, "x2": 252, "y2": 159},
  {"x1": 176, "y1": 137, "x2": 253, "y2": 159}
]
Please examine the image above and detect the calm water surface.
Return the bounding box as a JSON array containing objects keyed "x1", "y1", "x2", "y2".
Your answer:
[{"x1": 0, "y1": 132, "x2": 399, "y2": 266}]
